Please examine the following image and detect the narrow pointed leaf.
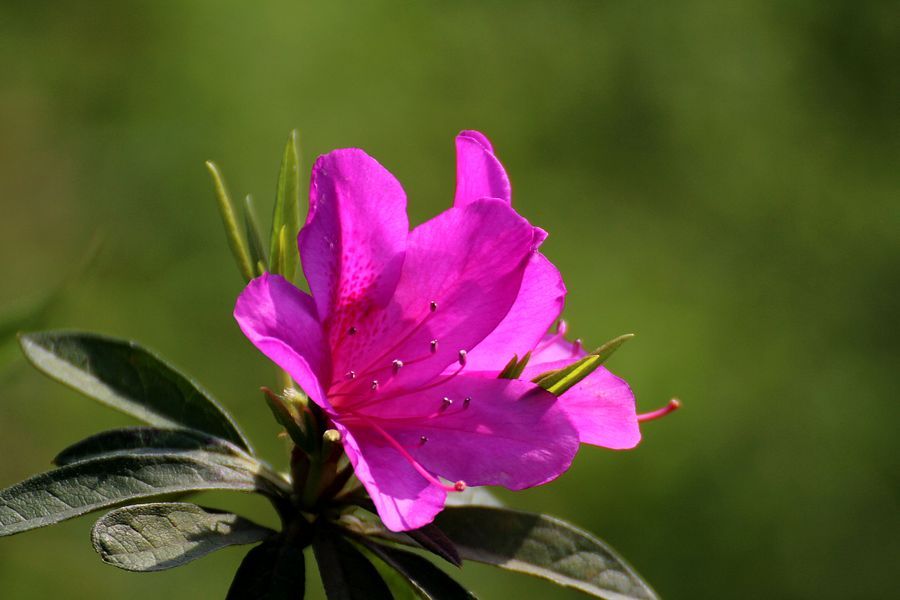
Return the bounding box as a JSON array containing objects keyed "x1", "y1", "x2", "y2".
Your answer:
[
  {"x1": 0, "y1": 451, "x2": 278, "y2": 538},
  {"x1": 535, "y1": 334, "x2": 634, "y2": 396},
  {"x1": 313, "y1": 527, "x2": 392, "y2": 600},
  {"x1": 205, "y1": 161, "x2": 255, "y2": 281},
  {"x1": 227, "y1": 537, "x2": 306, "y2": 600},
  {"x1": 243, "y1": 194, "x2": 268, "y2": 275},
  {"x1": 54, "y1": 427, "x2": 246, "y2": 466},
  {"x1": 270, "y1": 130, "x2": 302, "y2": 281},
  {"x1": 361, "y1": 540, "x2": 476, "y2": 599},
  {"x1": 92, "y1": 502, "x2": 274, "y2": 572},
  {"x1": 497, "y1": 354, "x2": 519, "y2": 379},
  {"x1": 435, "y1": 507, "x2": 658, "y2": 600},
  {"x1": 19, "y1": 331, "x2": 252, "y2": 452}
]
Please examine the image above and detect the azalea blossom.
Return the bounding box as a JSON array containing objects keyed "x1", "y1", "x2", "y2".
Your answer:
[{"x1": 234, "y1": 131, "x2": 641, "y2": 531}]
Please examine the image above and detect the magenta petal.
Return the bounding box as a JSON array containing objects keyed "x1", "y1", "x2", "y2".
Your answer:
[
  {"x1": 328, "y1": 199, "x2": 538, "y2": 396},
  {"x1": 299, "y1": 149, "x2": 408, "y2": 334},
  {"x1": 234, "y1": 274, "x2": 330, "y2": 408},
  {"x1": 453, "y1": 131, "x2": 511, "y2": 207},
  {"x1": 523, "y1": 356, "x2": 641, "y2": 450},
  {"x1": 337, "y1": 423, "x2": 447, "y2": 531},
  {"x1": 464, "y1": 252, "x2": 566, "y2": 372},
  {"x1": 355, "y1": 376, "x2": 579, "y2": 489}
]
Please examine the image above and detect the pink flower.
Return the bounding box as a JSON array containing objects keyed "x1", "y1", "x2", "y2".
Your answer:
[{"x1": 234, "y1": 131, "x2": 637, "y2": 531}]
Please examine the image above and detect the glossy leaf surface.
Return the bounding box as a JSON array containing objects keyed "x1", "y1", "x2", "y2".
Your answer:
[
  {"x1": 435, "y1": 507, "x2": 658, "y2": 600},
  {"x1": 19, "y1": 331, "x2": 251, "y2": 451},
  {"x1": 92, "y1": 502, "x2": 273, "y2": 572},
  {"x1": 0, "y1": 452, "x2": 270, "y2": 537}
]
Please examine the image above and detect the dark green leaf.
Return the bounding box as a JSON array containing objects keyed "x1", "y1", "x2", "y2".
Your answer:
[
  {"x1": 270, "y1": 130, "x2": 302, "y2": 282},
  {"x1": 53, "y1": 426, "x2": 246, "y2": 466},
  {"x1": 0, "y1": 451, "x2": 276, "y2": 537},
  {"x1": 92, "y1": 502, "x2": 274, "y2": 572},
  {"x1": 534, "y1": 334, "x2": 634, "y2": 396},
  {"x1": 205, "y1": 161, "x2": 255, "y2": 281},
  {"x1": 497, "y1": 354, "x2": 520, "y2": 379},
  {"x1": 435, "y1": 507, "x2": 658, "y2": 600},
  {"x1": 227, "y1": 537, "x2": 306, "y2": 600},
  {"x1": 361, "y1": 540, "x2": 476, "y2": 599},
  {"x1": 19, "y1": 331, "x2": 252, "y2": 452},
  {"x1": 243, "y1": 194, "x2": 268, "y2": 275},
  {"x1": 313, "y1": 526, "x2": 392, "y2": 600},
  {"x1": 339, "y1": 498, "x2": 461, "y2": 567}
]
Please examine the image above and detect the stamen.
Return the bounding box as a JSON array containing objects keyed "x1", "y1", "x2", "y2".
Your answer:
[
  {"x1": 430, "y1": 339, "x2": 439, "y2": 354},
  {"x1": 392, "y1": 359, "x2": 404, "y2": 374},
  {"x1": 362, "y1": 418, "x2": 465, "y2": 493},
  {"x1": 556, "y1": 319, "x2": 568, "y2": 335},
  {"x1": 463, "y1": 396, "x2": 471, "y2": 409},
  {"x1": 429, "y1": 300, "x2": 438, "y2": 312},
  {"x1": 572, "y1": 338, "x2": 583, "y2": 355},
  {"x1": 348, "y1": 326, "x2": 358, "y2": 336},
  {"x1": 346, "y1": 370, "x2": 356, "y2": 380},
  {"x1": 419, "y1": 435, "x2": 428, "y2": 445},
  {"x1": 440, "y1": 397, "x2": 453, "y2": 411},
  {"x1": 457, "y1": 349, "x2": 467, "y2": 366},
  {"x1": 638, "y1": 398, "x2": 681, "y2": 422},
  {"x1": 370, "y1": 380, "x2": 379, "y2": 391}
]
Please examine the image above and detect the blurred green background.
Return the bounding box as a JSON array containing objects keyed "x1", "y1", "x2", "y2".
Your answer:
[{"x1": 1, "y1": 1, "x2": 897, "y2": 598}]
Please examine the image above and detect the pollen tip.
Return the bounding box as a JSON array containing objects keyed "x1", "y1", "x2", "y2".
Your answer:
[
  {"x1": 457, "y1": 349, "x2": 467, "y2": 366},
  {"x1": 371, "y1": 379, "x2": 379, "y2": 391},
  {"x1": 453, "y1": 480, "x2": 466, "y2": 492},
  {"x1": 430, "y1": 339, "x2": 439, "y2": 353},
  {"x1": 348, "y1": 326, "x2": 358, "y2": 336},
  {"x1": 419, "y1": 435, "x2": 428, "y2": 445},
  {"x1": 392, "y1": 359, "x2": 404, "y2": 373},
  {"x1": 346, "y1": 370, "x2": 356, "y2": 380},
  {"x1": 637, "y1": 398, "x2": 681, "y2": 422},
  {"x1": 557, "y1": 319, "x2": 568, "y2": 335},
  {"x1": 429, "y1": 300, "x2": 438, "y2": 312},
  {"x1": 440, "y1": 397, "x2": 452, "y2": 411},
  {"x1": 463, "y1": 396, "x2": 471, "y2": 409}
]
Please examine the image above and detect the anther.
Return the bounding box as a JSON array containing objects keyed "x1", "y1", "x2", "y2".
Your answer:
[
  {"x1": 453, "y1": 480, "x2": 467, "y2": 492},
  {"x1": 430, "y1": 339, "x2": 439, "y2": 353},
  {"x1": 392, "y1": 359, "x2": 404, "y2": 374},
  {"x1": 457, "y1": 349, "x2": 467, "y2": 366},
  {"x1": 440, "y1": 397, "x2": 453, "y2": 411},
  {"x1": 637, "y1": 398, "x2": 681, "y2": 422},
  {"x1": 572, "y1": 338, "x2": 583, "y2": 355},
  {"x1": 463, "y1": 396, "x2": 471, "y2": 409},
  {"x1": 429, "y1": 300, "x2": 438, "y2": 312},
  {"x1": 419, "y1": 435, "x2": 428, "y2": 445},
  {"x1": 346, "y1": 370, "x2": 356, "y2": 380},
  {"x1": 557, "y1": 319, "x2": 568, "y2": 335},
  {"x1": 370, "y1": 380, "x2": 379, "y2": 391},
  {"x1": 348, "y1": 326, "x2": 358, "y2": 336}
]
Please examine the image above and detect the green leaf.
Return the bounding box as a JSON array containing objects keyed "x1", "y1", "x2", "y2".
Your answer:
[
  {"x1": 270, "y1": 130, "x2": 302, "y2": 282},
  {"x1": 313, "y1": 526, "x2": 392, "y2": 600},
  {"x1": 227, "y1": 537, "x2": 306, "y2": 600},
  {"x1": 534, "y1": 334, "x2": 634, "y2": 396},
  {"x1": 53, "y1": 426, "x2": 246, "y2": 466},
  {"x1": 243, "y1": 194, "x2": 268, "y2": 275},
  {"x1": 361, "y1": 540, "x2": 476, "y2": 599},
  {"x1": 92, "y1": 502, "x2": 274, "y2": 572},
  {"x1": 434, "y1": 507, "x2": 658, "y2": 600},
  {"x1": 19, "y1": 331, "x2": 252, "y2": 452},
  {"x1": 0, "y1": 451, "x2": 278, "y2": 538},
  {"x1": 205, "y1": 160, "x2": 255, "y2": 282},
  {"x1": 339, "y1": 498, "x2": 461, "y2": 567},
  {"x1": 497, "y1": 354, "x2": 519, "y2": 379}
]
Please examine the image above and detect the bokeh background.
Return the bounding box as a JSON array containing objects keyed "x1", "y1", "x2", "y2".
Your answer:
[{"x1": 1, "y1": 1, "x2": 897, "y2": 598}]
